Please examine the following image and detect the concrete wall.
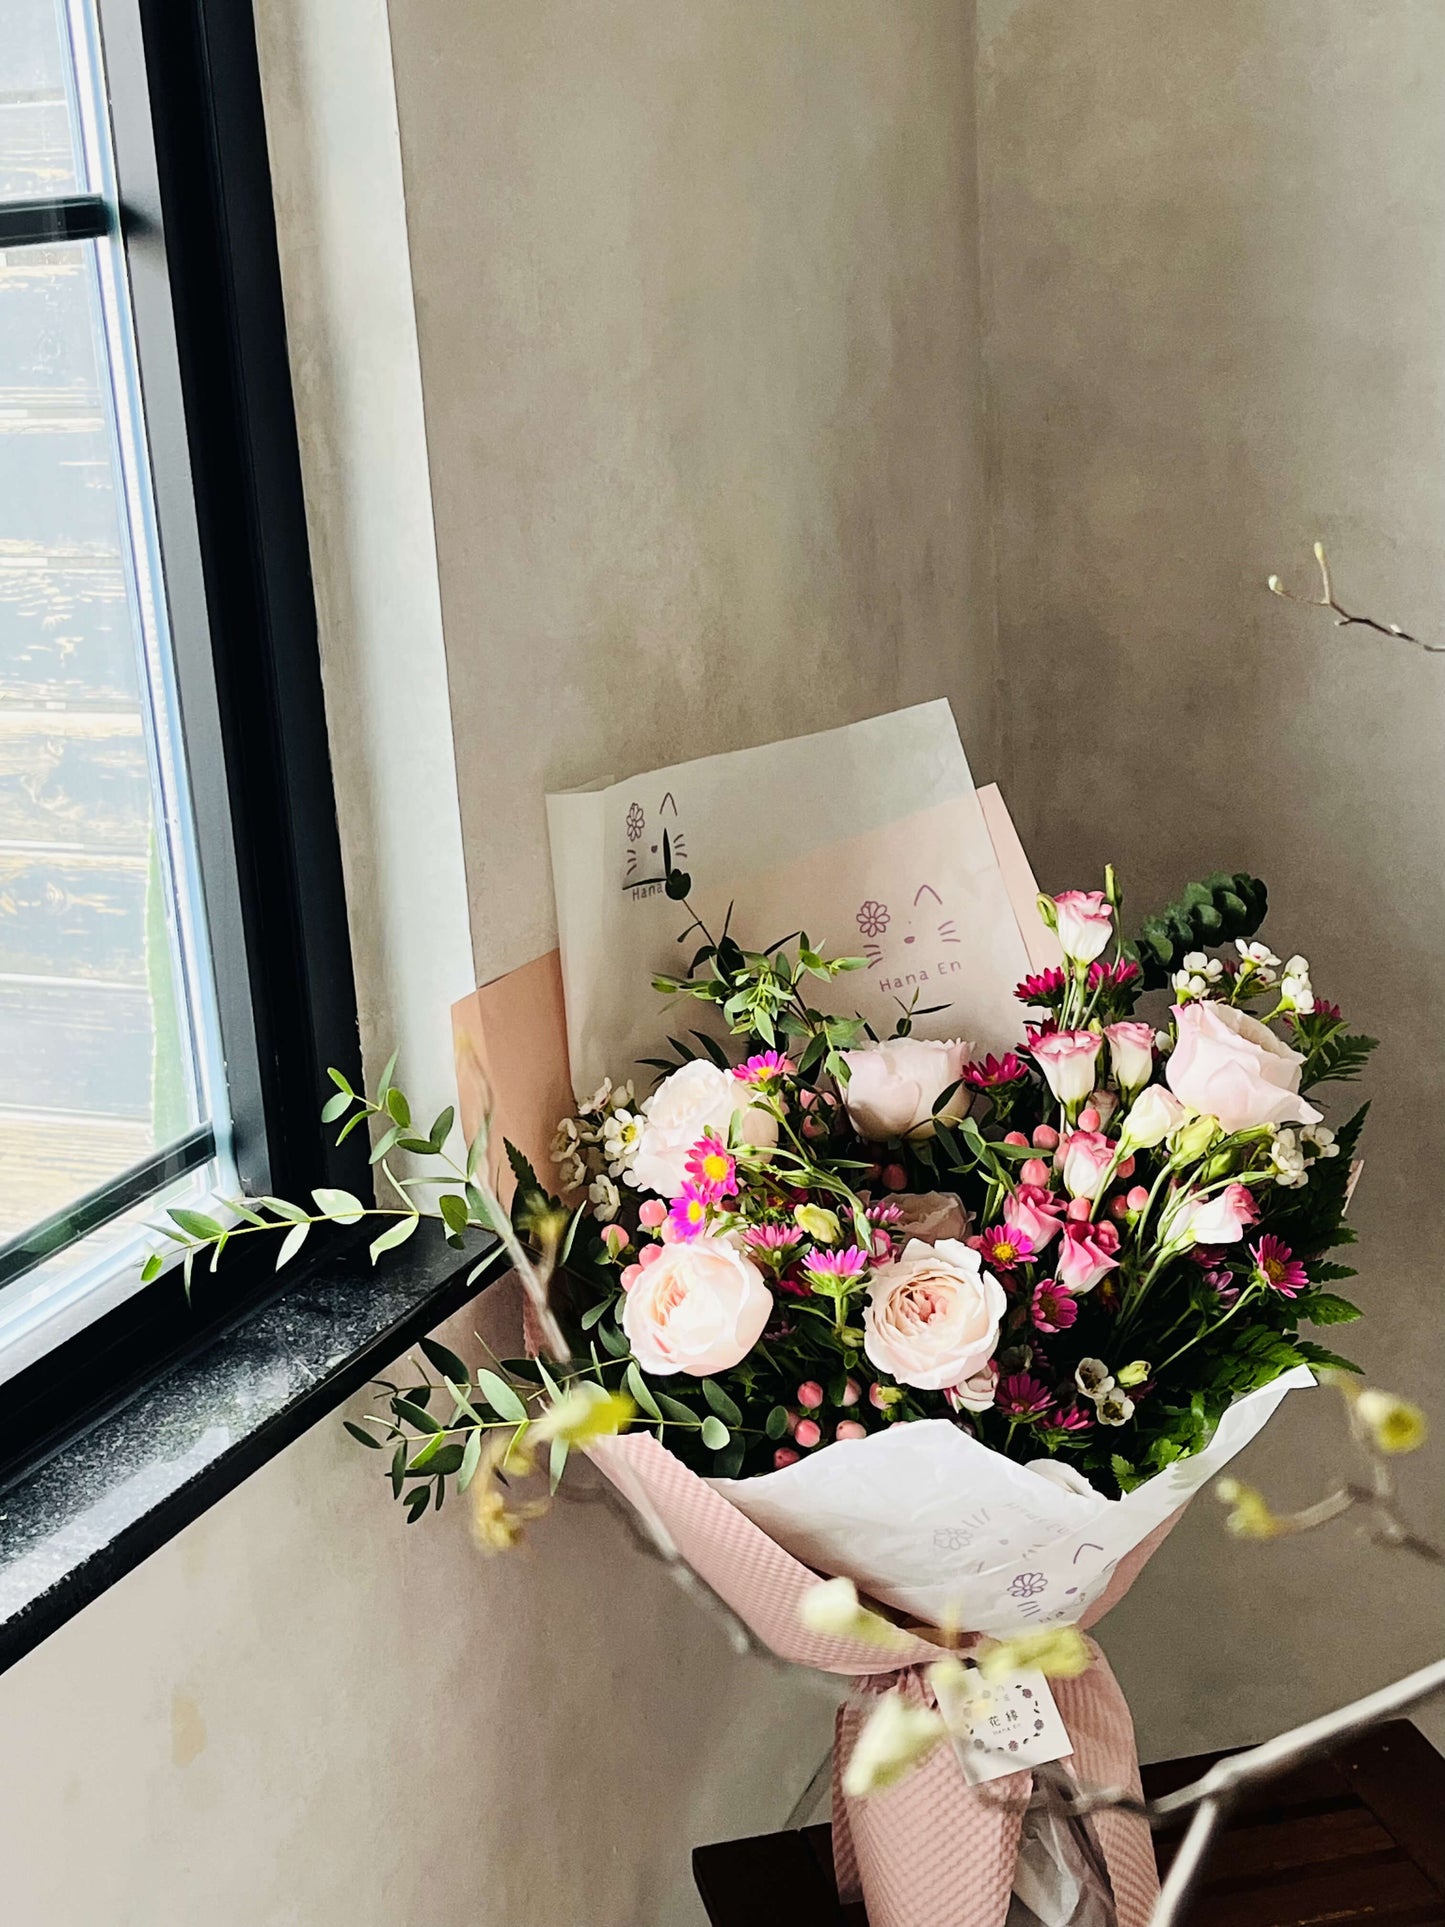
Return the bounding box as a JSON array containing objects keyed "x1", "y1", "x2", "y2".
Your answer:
[{"x1": 975, "y1": 0, "x2": 1445, "y2": 1754}]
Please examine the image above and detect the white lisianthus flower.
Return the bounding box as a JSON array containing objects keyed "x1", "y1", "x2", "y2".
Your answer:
[
  {"x1": 841, "y1": 1692, "x2": 947, "y2": 1796},
  {"x1": 1118, "y1": 1084, "x2": 1188, "y2": 1153}
]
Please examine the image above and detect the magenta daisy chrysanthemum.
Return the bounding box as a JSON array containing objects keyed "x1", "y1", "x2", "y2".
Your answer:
[
  {"x1": 1251, "y1": 1234, "x2": 1308, "y2": 1298},
  {"x1": 1015, "y1": 966, "x2": 1067, "y2": 1005},
  {"x1": 1048, "y1": 1401, "x2": 1094, "y2": 1433},
  {"x1": 684, "y1": 1132, "x2": 737, "y2": 1199},
  {"x1": 1087, "y1": 957, "x2": 1141, "y2": 992},
  {"x1": 972, "y1": 1225, "x2": 1034, "y2": 1272},
  {"x1": 962, "y1": 1051, "x2": 1029, "y2": 1091},
  {"x1": 743, "y1": 1222, "x2": 803, "y2": 1255},
  {"x1": 996, "y1": 1373, "x2": 1054, "y2": 1419},
  {"x1": 665, "y1": 1186, "x2": 712, "y2": 1241},
  {"x1": 800, "y1": 1245, "x2": 870, "y2": 1290},
  {"x1": 1031, "y1": 1279, "x2": 1078, "y2": 1334},
  {"x1": 732, "y1": 1050, "x2": 794, "y2": 1085}
]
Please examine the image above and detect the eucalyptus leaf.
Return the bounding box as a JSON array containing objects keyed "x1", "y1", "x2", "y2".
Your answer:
[
  {"x1": 700, "y1": 1416, "x2": 730, "y2": 1451},
  {"x1": 276, "y1": 1221, "x2": 310, "y2": 1270},
  {"x1": 625, "y1": 1362, "x2": 663, "y2": 1422},
  {"x1": 313, "y1": 1187, "x2": 366, "y2": 1224},
  {"x1": 457, "y1": 1427, "x2": 483, "y2": 1493},
  {"x1": 369, "y1": 1214, "x2": 421, "y2": 1263},
  {"x1": 476, "y1": 1370, "x2": 528, "y2": 1423}
]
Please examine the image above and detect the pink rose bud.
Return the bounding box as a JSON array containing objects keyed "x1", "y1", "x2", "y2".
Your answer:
[
  {"x1": 638, "y1": 1199, "x2": 666, "y2": 1229},
  {"x1": 841, "y1": 1377, "x2": 862, "y2": 1407},
  {"x1": 621, "y1": 1264, "x2": 644, "y2": 1290},
  {"x1": 1021, "y1": 1157, "x2": 1050, "y2": 1187},
  {"x1": 869, "y1": 1382, "x2": 889, "y2": 1409},
  {"x1": 794, "y1": 1419, "x2": 822, "y2": 1449},
  {"x1": 835, "y1": 1421, "x2": 867, "y2": 1442},
  {"x1": 1004, "y1": 1130, "x2": 1030, "y2": 1147},
  {"x1": 1109, "y1": 1195, "x2": 1132, "y2": 1220},
  {"x1": 882, "y1": 1163, "x2": 908, "y2": 1192},
  {"x1": 1032, "y1": 1124, "x2": 1060, "y2": 1150},
  {"x1": 797, "y1": 1380, "x2": 824, "y2": 1409},
  {"x1": 1117, "y1": 1155, "x2": 1136, "y2": 1179},
  {"x1": 601, "y1": 1223, "x2": 629, "y2": 1258},
  {"x1": 773, "y1": 1447, "x2": 801, "y2": 1469},
  {"x1": 1126, "y1": 1185, "x2": 1150, "y2": 1211},
  {"x1": 1078, "y1": 1106, "x2": 1102, "y2": 1132},
  {"x1": 1067, "y1": 1196, "x2": 1093, "y2": 1221},
  {"x1": 639, "y1": 1241, "x2": 665, "y2": 1267}
]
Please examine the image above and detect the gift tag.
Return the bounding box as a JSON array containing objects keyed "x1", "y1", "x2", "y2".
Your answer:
[{"x1": 937, "y1": 1666, "x2": 1073, "y2": 1786}]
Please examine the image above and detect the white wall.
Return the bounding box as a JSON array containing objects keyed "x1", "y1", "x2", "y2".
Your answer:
[{"x1": 975, "y1": 0, "x2": 1445, "y2": 1756}]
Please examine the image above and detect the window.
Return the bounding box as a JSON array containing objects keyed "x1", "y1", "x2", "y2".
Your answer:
[{"x1": 0, "y1": 0, "x2": 363, "y2": 1389}]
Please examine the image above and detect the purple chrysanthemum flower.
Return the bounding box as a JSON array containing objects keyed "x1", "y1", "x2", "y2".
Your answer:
[
  {"x1": 732, "y1": 1050, "x2": 794, "y2": 1084},
  {"x1": 666, "y1": 1186, "x2": 712, "y2": 1241},
  {"x1": 800, "y1": 1245, "x2": 870, "y2": 1289},
  {"x1": 996, "y1": 1373, "x2": 1054, "y2": 1419},
  {"x1": 1031, "y1": 1279, "x2": 1078, "y2": 1334},
  {"x1": 962, "y1": 1051, "x2": 1029, "y2": 1091}
]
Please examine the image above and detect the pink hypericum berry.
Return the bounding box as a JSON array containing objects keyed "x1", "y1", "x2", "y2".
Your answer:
[
  {"x1": 1066, "y1": 1196, "x2": 1093, "y2": 1221},
  {"x1": 1021, "y1": 1157, "x2": 1050, "y2": 1187},
  {"x1": 882, "y1": 1163, "x2": 908, "y2": 1191},
  {"x1": 1032, "y1": 1124, "x2": 1060, "y2": 1150},
  {"x1": 841, "y1": 1377, "x2": 862, "y2": 1407},
  {"x1": 1109, "y1": 1195, "x2": 1132, "y2": 1220},
  {"x1": 773, "y1": 1447, "x2": 801, "y2": 1469},
  {"x1": 1126, "y1": 1185, "x2": 1149, "y2": 1211},
  {"x1": 797, "y1": 1380, "x2": 824, "y2": 1409},
  {"x1": 1117, "y1": 1155, "x2": 1136, "y2": 1179},
  {"x1": 639, "y1": 1241, "x2": 665, "y2": 1266},
  {"x1": 1003, "y1": 1130, "x2": 1030, "y2": 1147},
  {"x1": 869, "y1": 1382, "x2": 888, "y2": 1409},
  {"x1": 794, "y1": 1419, "x2": 822, "y2": 1449},
  {"x1": 1077, "y1": 1106, "x2": 1101, "y2": 1132},
  {"x1": 621, "y1": 1264, "x2": 643, "y2": 1290},
  {"x1": 601, "y1": 1223, "x2": 629, "y2": 1258},
  {"x1": 835, "y1": 1421, "x2": 867, "y2": 1442},
  {"x1": 638, "y1": 1198, "x2": 666, "y2": 1229}
]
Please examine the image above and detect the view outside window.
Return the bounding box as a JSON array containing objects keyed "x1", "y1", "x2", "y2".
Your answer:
[{"x1": 0, "y1": 0, "x2": 226, "y2": 1286}]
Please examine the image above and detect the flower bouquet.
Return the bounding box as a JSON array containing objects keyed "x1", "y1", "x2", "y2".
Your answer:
[{"x1": 522, "y1": 862, "x2": 1372, "y2": 1924}]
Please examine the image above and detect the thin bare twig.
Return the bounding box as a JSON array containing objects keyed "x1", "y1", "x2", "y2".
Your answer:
[{"x1": 1268, "y1": 541, "x2": 1445, "y2": 654}]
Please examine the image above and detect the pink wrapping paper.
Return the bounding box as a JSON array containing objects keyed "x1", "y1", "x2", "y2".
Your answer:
[{"x1": 590, "y1": 1432, "x2": 1173, "y2": 1927}]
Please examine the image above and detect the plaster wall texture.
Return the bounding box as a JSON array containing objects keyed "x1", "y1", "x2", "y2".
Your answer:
[{"x1": 975, "y1": 0, "x2": 1445, "y2": 1755}]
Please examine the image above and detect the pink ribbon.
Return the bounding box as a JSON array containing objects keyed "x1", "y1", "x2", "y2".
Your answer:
[{"x1": 590, "y1": 1434, "x2": 1175, "y2": 1927}]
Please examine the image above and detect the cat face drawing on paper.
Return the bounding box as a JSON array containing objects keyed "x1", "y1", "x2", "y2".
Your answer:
[
  {"x1": 856, "y1": 884, "x2": 962, "y2": 994},
  {"x1": 622, "y1": 788, "x2": 690, "y2": 899}
]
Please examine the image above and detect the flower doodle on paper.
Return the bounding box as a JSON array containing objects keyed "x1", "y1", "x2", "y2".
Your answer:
[
  {"x1": 859, "y1": 883, "x2": 962, "y2": 994},
  {"x1": 623, "y1": 790, "x2": 690, "y2": 898},
  {"x1": 1007, "y1": 1571, "x2": 1047, "y2": 1600}
]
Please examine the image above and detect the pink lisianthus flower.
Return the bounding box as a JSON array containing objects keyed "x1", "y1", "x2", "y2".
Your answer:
[
  {"x1": 1251, "y1": 1234, "x2": 1309, "y2": 1298},
  {"x1": 996, "y1": 1372, "x2": 1054, "y2": 1419},
  {"x1": 1058, "y1": 1128, "x2": 1116, "y2": 1200},
  {"x1": 970, "y1": 1223, "x2": 1034, "y2": 1272},
  {"x1": 1103, "y1": 1020, "x2": 1156, "y2": 1095},
  {"x1": 1004, "y1": 1182, "x2": 1066, "y2": 1252},
  {"x1": 733, "y1": 1050, "x2": 794, "y2": 1085},
  {"x1": 800, "y1": 1245, "x2": 871, "y2": 1292},
  {"x1": 666, "y1": 1186, "x2": 713, "y2": 1241},
  {"x1": 1178, "y1": 1182, "x2": 1260, "y2": 1247},
  {"x1": 1016, "y1": 965, "x2": 1067, "y2": 1005},
  {"x1": 1031, "y1": 1279, "x2": 1079, "y2": 1333},
  {"x1": 1053, "y1": 889, "x2": 1114, "y2": 965},
  {"x1": 1031, "y1": 1029, "x2": 1102, "y2": 1106},
  {"x1": 1056, "y1": 1217, "x2": 1121, "y2": 1292},
  {"x1": 684, "y1": 1133, "x2": 738, "y2": 1199},
  {"x1": 962, "y1": 1051, "x2": 1029, "y2": 1091}
]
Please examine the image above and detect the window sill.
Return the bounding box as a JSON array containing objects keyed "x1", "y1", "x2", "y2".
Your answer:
[{"x1": 0, "y1": 1218, "x2": 492, "y2": 1678}]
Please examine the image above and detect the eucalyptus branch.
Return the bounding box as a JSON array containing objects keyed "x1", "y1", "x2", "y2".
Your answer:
[{"x1": 1268, "y1": 541, "x2": 1444, "y2": 655}]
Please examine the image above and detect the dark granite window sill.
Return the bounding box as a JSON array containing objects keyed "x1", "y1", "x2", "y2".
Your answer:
[{"x1": 0, "y1": 1219, "x2": 491, "y2": 1678}]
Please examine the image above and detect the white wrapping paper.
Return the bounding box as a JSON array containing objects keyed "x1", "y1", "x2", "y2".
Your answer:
[
  {"x1": 710, "y1": 1367, "x2": 1313, "y2": 1634},
  {"x1": 546, "y1": 702, "x2": 1033, "y2": 1094}
]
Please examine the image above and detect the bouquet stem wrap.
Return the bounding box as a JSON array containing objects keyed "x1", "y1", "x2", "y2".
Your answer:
[{"x1": 589, "y1": 1433, "x2": 1175, "y2": 1927}]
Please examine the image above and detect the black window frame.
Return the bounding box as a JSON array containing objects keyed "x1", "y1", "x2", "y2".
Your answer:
[{"x1": 0, "y1": 0, "x2": 370, "y2": 1482}]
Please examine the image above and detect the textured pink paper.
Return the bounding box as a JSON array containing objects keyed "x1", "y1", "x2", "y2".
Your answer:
[{"x1": 452, "y1": 950, "x2": 573, "y2": 1197}]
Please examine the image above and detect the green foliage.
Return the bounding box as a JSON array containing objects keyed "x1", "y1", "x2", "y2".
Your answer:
[{"x1": 1129, "y1": 872, "x2": 1269, "y2": 990}]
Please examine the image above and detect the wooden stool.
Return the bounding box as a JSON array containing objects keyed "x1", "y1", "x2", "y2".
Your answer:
[{"x1": 692, "y1": 1720, "x2": 1445, "y2": 1926}]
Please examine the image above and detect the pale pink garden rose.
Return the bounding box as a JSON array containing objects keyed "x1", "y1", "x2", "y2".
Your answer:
[
  {"x1": 1031, "y1": 1029, "x2": 1101, "y2": 1106},
  {"x1": 1166, "y1": 1001, "x2": 1322, "y2": 1135},
  {"x1": 840, "y1": 1038, "x2": 973, "y2": 1142},
  {"x1": 621, "y1": 1234, "x2": 774, "y2": 1376},
  {"x1": 1103, "y1": 1020, "x2": 1156, "y2": 1095},
  {"x1": 1176, "y1": 1182, "x2": 1260, "y2": 1247},
  {"x1": 862, "y1": 1237, "x2": 1006, "y2": 1391},
  {"x1": 1055, "y1": 1218, "x2": 1121, "y2": 1293},
  {"x1": 945, "y1": 1360, "x2": 999, "y2": 1414},
  {"x1": 627, "y1": 1060, "x2": 779, "y2": 1198},
  {"x1": 1003, "y1": 1182, "x2": 1065, "y2": 1251},
  {"x1": 889, "y1": 1191, "x2": 971, "y2": 1245},
  {"x1": 1053, "y1": 890, "x2": 1114, "y2": 965},
  {"x1": 1058, "y1": 1128, "x2": 1116, "y2": 1200}
]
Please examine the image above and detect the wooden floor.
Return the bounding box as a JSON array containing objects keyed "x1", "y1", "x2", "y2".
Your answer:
[{"x1": 693, "y1": 1720, "x2": 1445, "y2": 1927}]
